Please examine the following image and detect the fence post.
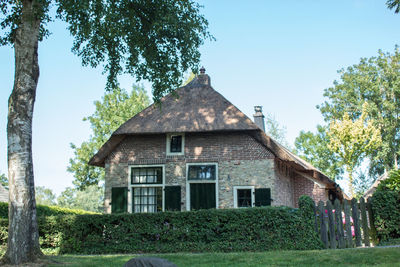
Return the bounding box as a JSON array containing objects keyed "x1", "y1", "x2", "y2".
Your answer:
[
  {"x1": 318, "y1": 200, "x2": 328, "y2": 249},
  {"x1": 359, "y1": 197, "x2": 370, "y2": 247},
  {"x1": 367, "y1": 197, "x2": 378, "y2": 245},
  {"x1": 334, "y1": 199, "x2": 345, "y2": 249},
  {"x1": 351, "y1": 198, "x2": 362, "y2": 247},
  {"x1": 344, "y1": 200, "x2": 353, "y2": 248},
  {"x1": 327, "y1": 201, "x2": 336, "y2": 249}
]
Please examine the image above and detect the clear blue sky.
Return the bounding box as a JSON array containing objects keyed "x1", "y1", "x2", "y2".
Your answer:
[{"x1": 1, "y1": 1, "x2": 399, "y2": 195}]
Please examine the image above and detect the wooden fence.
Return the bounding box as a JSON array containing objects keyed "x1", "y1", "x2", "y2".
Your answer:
[{"x1": 312, "y1": 197, "x2": 377, "y2": 249}]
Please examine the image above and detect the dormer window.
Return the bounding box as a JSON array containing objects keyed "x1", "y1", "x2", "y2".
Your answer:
[{"x1": 166, "y1": 133, "x2": 185, "y2": 155}]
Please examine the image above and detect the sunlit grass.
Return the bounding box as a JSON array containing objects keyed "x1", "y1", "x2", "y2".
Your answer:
[{"x1": 48, "y1": 247, "x2": 400, "y2": 267}]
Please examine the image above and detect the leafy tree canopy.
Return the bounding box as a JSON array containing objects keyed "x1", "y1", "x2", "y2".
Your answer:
[
  {"x1": 387, "y1": 0, "x2": 400, "y2": 13},
  {"x1": 35, "y1": 186, "x2": 56, "y2": 206},
  {"x1": 265, "y1": 114, "x2": 290, "y2": 148},
  {"x1": 327, "y1": 103, "x2": 382, "y2": 196},
  {"x1": 1, "y1": 0, "x2": 213, "y2": 101},
  {"x1": 68, "y1": 86, "x2": 150, "y2": 188},
  {"x1": 294, "y1": 125, "x2": 343, "y2": 181},
  {"x1": 377, "y1": 169, "x2": 400, "y2": 192},
  {"x1": 318, "y1": 47, "x2": 400, "y2": 174},
  {"x1": 57, "y1": 185, "x2": 104, "y2": 212}
]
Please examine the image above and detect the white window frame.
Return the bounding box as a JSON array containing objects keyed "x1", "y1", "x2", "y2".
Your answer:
[
  {"x1": 186, "y1": 162, "x2": 218, "y2": 211},
  {"x1": 128, "y1": 164, "x2": 165, "y2": 213},
  {"x1": 166, "y1": 133, "x2": 185, "y2": 156},
  {"x1": 233, "y1": 186, "x2": 255, "y2": 208}
]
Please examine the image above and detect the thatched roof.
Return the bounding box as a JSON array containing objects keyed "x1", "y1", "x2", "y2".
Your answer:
[
  {"x1": 89, "y1": 73, "x2": 259, "y2": 167},
  {"x1": 89, "y1": 71, "x2": 343, "y2": 197},
  {"x1": 113, "y1": 76, "x2": 259, "y2": 135}
]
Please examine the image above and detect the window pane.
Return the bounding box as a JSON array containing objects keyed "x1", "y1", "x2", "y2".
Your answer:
[
  {"x1": 188, "y1": 165, "x2": 216, "y2": 180},
  {"x1": 132, "y1": 187, "x2": 162, "y2": 213},
  {"x1": 237, "y1": 189, "x2": 252, "y2": 207},
  {"x1": 170, "y1": 135, "x2": 182, "y2": 152},
  {"x1": 131, "y1": 167, "x2": 162, "y2": 184}
]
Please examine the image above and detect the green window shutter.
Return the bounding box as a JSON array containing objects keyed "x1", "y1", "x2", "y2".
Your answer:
[
  {"x1": 190, "y1": 183, "x2": 216, "y2": 210},
  {"x1": 165, "y1": 186, "x2": 181, "y2": 211},
  {"x1": 111, "y1": 187, "x2": 128, "y2": 213},
  {"x1": 255, "y1": 188, "x2": 271, "y2": 207}
]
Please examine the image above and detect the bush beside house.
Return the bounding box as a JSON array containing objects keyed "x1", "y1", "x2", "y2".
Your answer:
[
  {"x1": 371, "y1": 170, "x2": 400, "y2": 242},
  {"x1": 0, "y1": 206, "x2": 323, "y2": 254},
  {"x1": 0, "y1": 202, "x2": 98, "y2": 218}
]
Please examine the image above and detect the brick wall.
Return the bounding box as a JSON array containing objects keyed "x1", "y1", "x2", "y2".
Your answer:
[
  {"x1": 292, "y1": 174, "x2": 328, "y2": 207},
  {"x1": 104, "y1": 131, "x2": 327, "y2": 212},
  {"x1": 106, "y1": 132, "x2": 274, "y2": 165}
]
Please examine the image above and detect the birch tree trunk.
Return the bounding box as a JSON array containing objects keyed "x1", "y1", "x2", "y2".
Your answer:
[{"x1": 4, "y1": 0, "x2": 42, "y2": 264}]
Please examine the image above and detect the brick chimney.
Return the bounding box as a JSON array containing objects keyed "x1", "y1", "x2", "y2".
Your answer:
[
  {"x1": 253, "y1": 106, "x2": 265, "y2": 132},
  {"x1": 197, "y1": 66, "x2": 211, "y2": 86}
]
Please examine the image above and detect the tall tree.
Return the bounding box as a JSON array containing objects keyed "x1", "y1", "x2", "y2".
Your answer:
[
  {"x1": 1, "y1": 1, "x2": 212, "y2": 264},
  {"x1": 68, "y1": 86, "x2": 149, "y2": 189},
  {"x1": 34, "y1": 186, "x2": 56, "y2": 206},
  {"x1": 294, "y1": 125, "x2": 343, "y2": 181},
  {"x1": 265, "y1": 113, "x2": 290, "y2": 148},
  {"x1": 327, "y1": 103, "x2": 382, "y2": 197},
  {"x1": 318, "y1": 47, "x2": 400, "y2": 175},
  {"x1": 57, "y1": 185, "x2": 104, "y2": 212}
]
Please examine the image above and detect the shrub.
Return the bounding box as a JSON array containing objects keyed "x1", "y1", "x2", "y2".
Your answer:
[
  {"x1": 377, "y1": 169, "x2": 400, "y2": 192},
  {"x1": 0, "y1": 207, "x2": 323, "y2": 254},
  {"x1": 0, "y1": 202, "x2": 98, "y2": 219},
  {"x1": 299, "y1": 195, "x2": 315, "y2": 224},
  {"x1": 371, "y1": 190, "x2": 400, "y2": 241}
]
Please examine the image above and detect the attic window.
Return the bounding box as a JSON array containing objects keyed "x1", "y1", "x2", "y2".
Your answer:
[
  {"x1": 171, "y1": 136, "x2": 182, "y2": 152},
  {"x1": 166, "y1": 133, "x2": 185, "y2": 155}
]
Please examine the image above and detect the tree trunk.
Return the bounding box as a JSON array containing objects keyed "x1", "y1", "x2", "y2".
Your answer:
[
  {"x1": 347, "y1": 166, "x2": 354, "y2": 198},
  {"x1": 3, "y1": 0, "x2": 43, "y2": 264}
]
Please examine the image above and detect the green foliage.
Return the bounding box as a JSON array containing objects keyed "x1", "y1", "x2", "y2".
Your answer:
[
  {"x1": 57, "y1": 185, "x2": 104, "y2": 213},
  {"x1": 318, "y1": 47, "x2": 400, "y2": 175},
  {"x1": 387, "y1": 0, "x2": 400, "y2": 13},
  {"x1": 298, "y1": 195, "x2": 316, "y2": 225},
  {"x1": 377, "y1": 169, "x2": 400, "y2": 192},
  {"x1": 68, "y1": 86, "x2": 149, "y2": 188},
  {"x1": 371, "y1": 190, "x2": 400, "y2": 241},
  {"x1": 353, "y1": 170, "x2": 375, "y2": 198},
  {"x1": 294, "y1": 125, "x2": 343, "y2": 181},
  {"x1": 327, "y1": 103, "x2": 382, "y2": 197},
  {"x1": 0, "y1": 202, "x2": 97, "y2": 219},
  {"x1": 35, "y1": 186, "x2": 56, "y2": 206},
  {"x1": 265, "y1": 114, "x2": 290, "y2": 148},
  {"x1": 0, "y1": 173, "x2": 8, "y2": 189},
  {"x1": 1, "y1": 1, "x2": 213, "y2": 98},
  {"x1": 0, "y1": 207, "x2": 322, "y2": 254}
]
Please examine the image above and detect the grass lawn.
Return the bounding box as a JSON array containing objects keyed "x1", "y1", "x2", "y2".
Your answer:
[{"x1": 47, "y1": 247, "x2": 400, "y2": 267}]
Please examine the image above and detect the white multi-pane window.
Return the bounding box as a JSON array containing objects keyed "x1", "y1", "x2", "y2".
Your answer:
[
  {"x1": 233, "y1": 186, "x2": 255, "y2": 208},
  {"x1": 129, "y1": 166, "x2": 164, "y2": 213}
]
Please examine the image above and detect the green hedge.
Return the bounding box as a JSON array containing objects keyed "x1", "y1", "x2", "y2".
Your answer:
[
  {"x1": 0, "y1": 207, "x2": 323, "y2": 254},
  {"x1": 0, "y1": 202, "x2": 98, "y2": 219},
  {"x1": 371, "y1": 190, "x2": 400, "y2": 241}
]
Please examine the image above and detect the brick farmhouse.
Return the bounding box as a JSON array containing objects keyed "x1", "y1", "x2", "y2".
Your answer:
[{"x1": 89, "y1": 69, "x2": 344, "y2": 213}]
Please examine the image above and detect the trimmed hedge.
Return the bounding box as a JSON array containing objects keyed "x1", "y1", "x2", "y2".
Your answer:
[
  {"x1": 0, "y1": 207, "x2": 323, "y2": 254},
  {"x1": 371, "y1": 190, "x2": 400, "y2": 241},
  {"x1": 0, "y1": 202, "x2": 98, "y2": 219}
]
